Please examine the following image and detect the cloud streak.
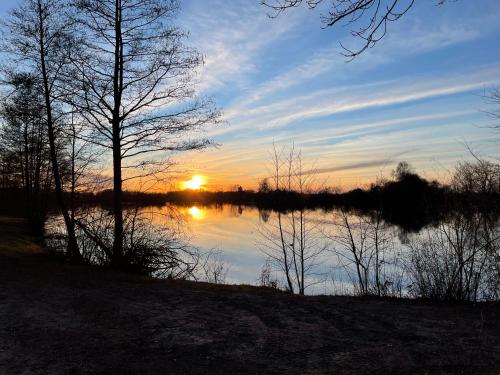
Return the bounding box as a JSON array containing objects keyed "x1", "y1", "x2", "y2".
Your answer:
[{"x1": 214, "y1": 65, "x2": 500, "y2": 138}]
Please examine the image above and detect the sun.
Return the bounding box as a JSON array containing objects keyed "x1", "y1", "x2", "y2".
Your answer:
[{"x1": 183, "y1": 175, "x2": 205, "y2": 190}]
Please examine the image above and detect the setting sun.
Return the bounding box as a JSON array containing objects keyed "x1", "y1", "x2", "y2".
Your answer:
[{"x1": 183, "y1": 175, "x2": 205, "y2": 190}]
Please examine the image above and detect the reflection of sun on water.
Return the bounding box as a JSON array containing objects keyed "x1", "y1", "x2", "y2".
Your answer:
[
  {"x1": 183, "y1": 175, "x2": 205, "y2": 190},
  {"x1": 188, "y1": 206, "x2": 205, "y2": 220}
]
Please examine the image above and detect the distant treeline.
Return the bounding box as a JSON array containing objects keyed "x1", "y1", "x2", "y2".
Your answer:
[
  {"x1": 3, "y1": 166, "x2": 499, "y2": 232},
  {"x1": 162, "y1": 173, "x2": 500, "y2": 231}
]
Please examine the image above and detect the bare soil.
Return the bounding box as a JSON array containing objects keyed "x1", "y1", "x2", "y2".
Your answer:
[{"x1": 0, "y1": 218, "x2": 499, "y2": 374}]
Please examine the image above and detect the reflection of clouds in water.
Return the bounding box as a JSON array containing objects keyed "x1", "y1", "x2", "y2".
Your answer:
[
  {"x1": 153, "y1": 204, "x2": 411, "y2": 293},
  {"x1": 46, "y1": 204, "x2": 500, "y2": 299},
  {"x1": 47, "y1": 205, "x2": 406, "y2": 293}
]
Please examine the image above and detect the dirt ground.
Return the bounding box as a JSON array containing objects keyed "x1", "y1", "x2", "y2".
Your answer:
[{"x1": 0, "y1": 218, "x2": 499, "y2": 374}]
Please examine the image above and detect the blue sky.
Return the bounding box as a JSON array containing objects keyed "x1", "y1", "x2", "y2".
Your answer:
[{"x1": 2, "y1": 0, "x2": 500, "y2": 190}]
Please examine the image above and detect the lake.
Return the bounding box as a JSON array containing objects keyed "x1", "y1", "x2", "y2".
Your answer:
[
  {"x1": 47, "y1": 203, "x2": 500, "y2": 300},
  {"x1": 129, "y1": 203, "x2": 411, "y2": 295}
]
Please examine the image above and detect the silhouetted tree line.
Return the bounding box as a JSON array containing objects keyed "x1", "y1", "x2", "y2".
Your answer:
[
  {"x1": 150, "y1": 162, "x2": 500, "y2": 232},
  {"x1": 4, "y1": 159, "x2": 500, "y2": 234}
]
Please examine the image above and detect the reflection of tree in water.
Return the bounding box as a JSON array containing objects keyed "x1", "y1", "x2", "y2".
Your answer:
[
  {"x1": 258, "y1": 209, "x2": 326, "y2": 295},
  {"x1": 229, "y1": 204, "x2": 244, "y2": 217},
  {"x1": 326, "y1": 208, "x2": 404, "y2": 297},
  {"x1": 259, "y1": 209, "x2": 270, "y2": 223},
  {"x1": 258, "y1": 200, "x2": 500, "y2": 300},
  {"x1": 47, "y1": 206, "x2": 201, "y2": 278}
]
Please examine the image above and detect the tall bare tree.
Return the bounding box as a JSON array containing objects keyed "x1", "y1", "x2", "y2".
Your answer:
[
  {"x1": 3, "y1": 0, "x2": 82, "y2": 259},
  {"x1": 69, "y1": 0, "x2": 220, "y2": 267},
  {"x1": 259, "y1": 144, "x2": 325, "y2": 294}
]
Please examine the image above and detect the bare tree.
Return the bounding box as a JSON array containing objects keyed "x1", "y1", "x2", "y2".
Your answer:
[
  {"x1": 392, "y1": 161, "x2": 413, "y2": 181},
  {"x1": 485, "y1": 88, "x2": 500, "y2": 129},
  {"x1": 258, "y1": 178, "x2": 271, "y2": 193},
  {"x1": 62, "y1": 111, "x2": 107, "y2": 230},
  {"x1": 258, "y1": 259, "x2": 279, "y2": 288},
  {"x1": 328, "y1": 209, "x2": 372, "y2": 295},
  {"x1": 262, "y1": 0, "x2": 449, "y2": 58},
  {"x1": 327, "y1": 208, "x2": 397, "y2": 296},
  {"x1": 452, "y1": 159, "x2": 500, "y2": 195},
  {"x1": 68, "y1": 0, "x2": 221, "y2": 267},
  {"x1": 197, "y1": 250, "x2": 229, "y2": 284},
  {"x1": 258, "y1": 144, "x2": 326, "y2": 294},
  {"x1": 406, "y1": 211, "x2": 500, "y2": 301},
  {"x1": 3, "y1": 0, "x2": 82, "y2": 259},
  {"x1": 0, "y1": 73, "x2": 52, "y2": 230}
]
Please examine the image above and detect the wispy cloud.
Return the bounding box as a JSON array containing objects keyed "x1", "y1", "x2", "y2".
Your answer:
[
  {"x1": 180, "y1": 0, "x2": 305, "y2": 93},
  {"x1": 263, "y1": 77, "x2": 496, "y2": 129},
  {"x1": 224, "y1": 7, "x2": 499, "y2": 112},
  {"x1": 215, "y1": 65, "x2": 500, "y2": 137},
  {"x1": 298, "y1": 149, "x2": 412, "y2": 177}
]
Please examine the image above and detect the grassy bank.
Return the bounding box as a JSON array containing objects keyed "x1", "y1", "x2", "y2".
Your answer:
[
  {"x1": 0, "y1": 217, "x2": 42, "y2": 257},
  {"x1": 0, "y1": 218, "x2": 499, "y2": 374}
]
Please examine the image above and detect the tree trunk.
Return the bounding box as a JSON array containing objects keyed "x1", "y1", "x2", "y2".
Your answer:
[
  {"x1": 278, "y1": 213, "x2": 294, "y2": 293},
  {"x1": 37, "y1": 0, "x2": 81, "y2": 261},
  {"x1": 112, "y1": 128, "x2": 124, "y2": 266},
  {"x1": 300, "y1": 209, "x2": 305, "y2": 295},
  {"x1": 111, "y1": 0, "x2": 124, "y2": 267}
]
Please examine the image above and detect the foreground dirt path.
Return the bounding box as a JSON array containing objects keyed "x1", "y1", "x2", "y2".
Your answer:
[{"x1": 0, "y1": 218, "x2": 499, "y2": 374}]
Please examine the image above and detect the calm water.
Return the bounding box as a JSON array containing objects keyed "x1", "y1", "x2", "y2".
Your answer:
[
  {"x1": 155, "y1": 204, "x2": 407, "y2": 294},
  {"x1": 47, "y1": 203, "x2": 500, "y2": 299},
  {"x1": 178, "y1": 205, "x2": 269, "y2": 285}
]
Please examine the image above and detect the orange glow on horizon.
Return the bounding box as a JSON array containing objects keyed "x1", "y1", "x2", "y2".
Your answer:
[{"x1": 182, "y1": 175, "x2": 206, "y2": 190}]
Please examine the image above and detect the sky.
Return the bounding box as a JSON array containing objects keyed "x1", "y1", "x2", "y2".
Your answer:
[{"x1": 2, "y1": 0, "x2": 500, "y2": 191}]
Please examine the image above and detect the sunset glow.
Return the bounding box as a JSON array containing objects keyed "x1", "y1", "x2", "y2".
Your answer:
[{"x1": 183, "y1": 175, "x2": 205, "y2": 190}]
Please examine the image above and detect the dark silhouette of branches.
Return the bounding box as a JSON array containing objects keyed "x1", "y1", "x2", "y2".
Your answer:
[
  {"x1": 326, "y1": 208, "x2": 398, "y2": 296},
  {"x1": 258, "y1": 144, "x2": 326, "y2": 294},
  {"x1": 485, "y1": 88, "x2": 500, "y2": 134},
  {"x1": 46, "y1": 205, "x2": 202, "y2": 277},
  {"x1": 262, "y1": 0, "x2": 449, "y2": 58},
  {"x1": 0, "y1": 73, "x2": 52, "y2": 232},
  {"x1": 406, "y1": 211, "x2": 500, "y2": 301}
]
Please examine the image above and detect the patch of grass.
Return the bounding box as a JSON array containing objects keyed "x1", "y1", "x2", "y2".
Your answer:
[{"x1": 0, "y1": 217, "x2": 41, "y2": 257}]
